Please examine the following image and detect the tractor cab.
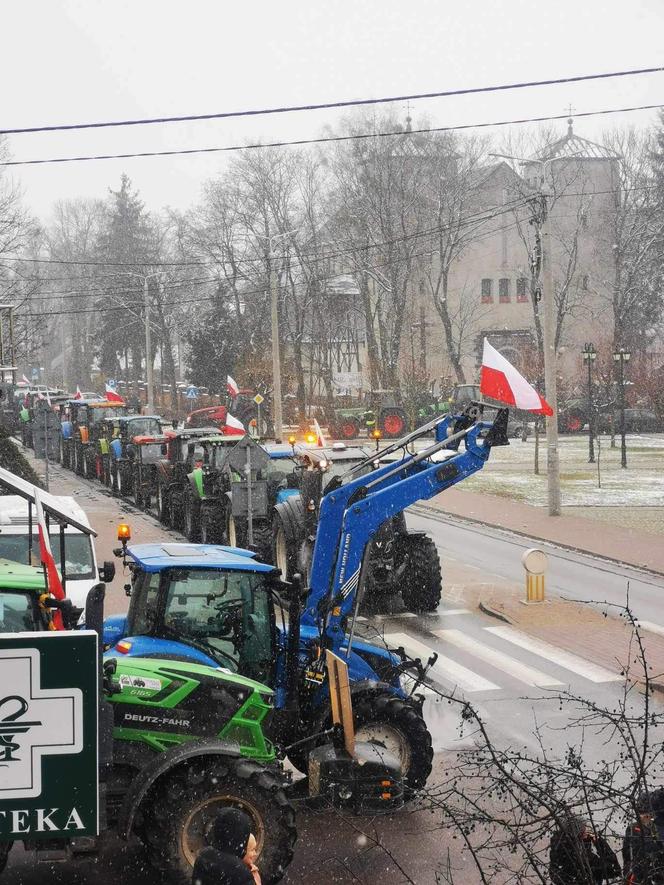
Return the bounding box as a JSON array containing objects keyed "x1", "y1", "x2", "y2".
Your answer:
[
  {"x1": 0, "y1": 558, "x2": 58, "y2": 632},
  {"x1": 106, "y1": 543, "x2": 279, "y2": 686}
]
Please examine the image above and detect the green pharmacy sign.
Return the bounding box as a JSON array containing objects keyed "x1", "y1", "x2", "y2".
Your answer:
[{"x1": 0, "y1": 631, "x2": 98, "y2": 839}]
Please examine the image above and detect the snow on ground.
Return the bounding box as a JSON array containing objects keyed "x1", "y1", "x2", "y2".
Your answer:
[{"x1": 462, "y1": 432, "x2": 664, "y2": 509}]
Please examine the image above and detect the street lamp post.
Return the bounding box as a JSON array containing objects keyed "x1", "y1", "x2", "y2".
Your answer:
[
  {"x1": 613, "y1": 347, "x2": 630, "y2": 468},
  {"x1": 582, "y1": 343, "x2": 596, "y2": 463}
]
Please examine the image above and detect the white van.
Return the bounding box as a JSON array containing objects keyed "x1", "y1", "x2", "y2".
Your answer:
[{"x1": 0, "y1": 495, "x2": 111, "y2": 609}]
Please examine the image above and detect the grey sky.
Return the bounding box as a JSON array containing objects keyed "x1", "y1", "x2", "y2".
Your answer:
[{"x1": 3, "y1": 0, "x2": 663, "y2": 221}]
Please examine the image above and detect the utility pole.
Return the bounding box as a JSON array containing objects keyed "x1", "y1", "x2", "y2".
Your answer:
[
  {"x1": 540, "y1": 192, "x2": 561, "y2": 515},
  {"x1": 490, "y1": 152, "x2": 563, "y2": 515},
  {"x1": 270, "y1": 259, "x2": 283, "y2": 442},
  {"x1": 144, "y1": 277, "x2": 154, "y2": 414}
]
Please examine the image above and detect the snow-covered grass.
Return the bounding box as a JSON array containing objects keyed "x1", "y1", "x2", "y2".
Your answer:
[{"x1": 462, "y1": 432, "x2": 664, "y2": 510}]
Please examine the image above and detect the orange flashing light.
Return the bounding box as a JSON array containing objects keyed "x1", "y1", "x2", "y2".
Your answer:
[
  {"x1": 371, "y1": 428, "x2": 382, "y2": 440},
  {"x1": 304, "y1": 431, "x2": 317, "y2": 444},
  {"x1": 117, "y1": 523, "x2": 131, "y2": 542},
  {"x1": 116, "y1": 640, "x2": 132, "y2": 654},
  {"x1": 288, "y1": 434, "x2": 297, "y2": 446}
]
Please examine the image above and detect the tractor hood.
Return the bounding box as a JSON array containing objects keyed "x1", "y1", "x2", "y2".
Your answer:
[{"x1": 126, "y1": 542, "x2": 276, "y2": 574}]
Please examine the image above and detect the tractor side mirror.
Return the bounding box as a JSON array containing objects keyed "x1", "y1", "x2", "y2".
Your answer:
[{"x1": 99, "y1": 560, "x2": 116, "y2": 583}]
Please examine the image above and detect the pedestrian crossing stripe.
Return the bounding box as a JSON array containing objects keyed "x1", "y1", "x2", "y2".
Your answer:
[
  {"x1": 383, "y1": 632, "x2": 500, "y2": 693},
  {"x1": 484, "y1": 626, "x2": 620, "y2": 683},
  {"x1": 434, "y1": 629, "x2": 564, "y2": 688}
]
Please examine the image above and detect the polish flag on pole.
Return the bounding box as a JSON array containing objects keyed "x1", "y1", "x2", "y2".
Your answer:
[
  {"x1": 34, "y1": 488, "x2": 65, "y2": 630},
  {"x1": 313, "y1": 418, "x2": 326, "y2": 447},
  {"x1": 74, "y1": 386, "x2": 83, "y2": 400},
  {"x1": 105, "y1": 383, "x2": 124, "y2": 403},
  {"x1": 225, "y1": 413, "x2": 245, "y2": 435},
  {"x1": 479, "y1": 339, "x2": 553, "y2": 416},
  {"x1": 226, "y1": 375, "x2": 240, "y2": 398}
]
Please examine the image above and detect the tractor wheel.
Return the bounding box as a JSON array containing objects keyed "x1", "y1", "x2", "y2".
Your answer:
[
  {"x1": 380, "y1": 409, "x2": 407, "y2": 439},
  {"x1": 74, "y1": 444, "x2": 84, "y2": 476},
  {"x1": 272, "y1": 515, "x2": 298, "y2": 579},
  {"x1": 59, "y1": 438, "x2": 69, "y2": 469},
  {"x1": 200, "y1": 503, "x2": 224, "y2": 544},
  {"x1": 226, "y1": 512, "x2": 245, "y2": 549},
  {"x1": 251, "y1": 521, "x2": 273, "y2": 561},
  {"x1": 133, "y1": 473, "x2": 144, "y2": 509},
  {"x1": 289, "y1": 691, "x2": 433, "y2": 795},
  {"x1": 170, "y1": 491, "x2": 184, "y2": 531},
  {"x1": 155, "y1": 481, "x2": 171, "y2": 525},
  {"x1": 0, "y1": 841, "x2": 12, "y2": 874},
  {"x1": 353, "y1": 691, "x2": 433, "y2": 793},
  {"x1": 338, "y1": 418, "x2": 360, "y2": 440},
  {"x1": 400, "y1": 534, "x2": 442, "y2": 613},
  {"x1": 81, "y1": 449, "x2": 90, "y2": 479},
  {"x1": 115, "y1": 463, "x2": 132, "y2": 498},
  {"x1": 142, "y1": 756, "x2": 296, "y2": 885},
  {"x1": 183, "y1": 494, "x2": 202, "y2": 542}
]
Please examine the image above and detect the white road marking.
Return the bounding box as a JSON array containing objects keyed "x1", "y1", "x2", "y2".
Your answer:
[
  {"x1": 438, "y1": 609, "x2": 471, "y2": 616},
  {"x1": 384, "y1": 632, "x2": 500, "y2": 693},
  {"x1": 485, "y1": 626, "x2": 621, "y2": 683},
  {"x1": 636, "y1": 620, "x2": 664, "y2": 638},
  {"x1": 434, "y1": 629, "x2": 563, "y2": 687}
]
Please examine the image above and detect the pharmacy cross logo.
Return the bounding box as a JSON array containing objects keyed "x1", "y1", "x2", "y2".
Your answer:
[{"x1": 0, "y1": 649, "x2": 83, "y2": 800}]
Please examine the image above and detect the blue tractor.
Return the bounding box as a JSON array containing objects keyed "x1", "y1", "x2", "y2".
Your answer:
[{"x1": 104, "y1": 406, "x2": 510, "y2": 791}]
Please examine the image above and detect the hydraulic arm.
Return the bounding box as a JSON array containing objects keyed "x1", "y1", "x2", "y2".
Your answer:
[{"x1": 303, "y1": 407, "x2": 509, "y2": 637}]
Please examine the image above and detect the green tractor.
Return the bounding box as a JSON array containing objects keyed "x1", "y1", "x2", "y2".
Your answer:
[
  {"x1": 328, "y1": 390, "x2": 409, "y2": 441},
  {"x1": 0, "y1": 556, "x2": 296, "y2": 884}
]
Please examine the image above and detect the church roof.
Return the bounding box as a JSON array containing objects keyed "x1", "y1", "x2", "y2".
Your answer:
[{"x1": 534, "y1": 119, "x2": 620, "y2": 161}]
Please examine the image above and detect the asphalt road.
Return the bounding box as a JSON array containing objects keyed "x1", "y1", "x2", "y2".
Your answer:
[{"x1": 4, "y1": 454, "x2": 664, "y2": 883}]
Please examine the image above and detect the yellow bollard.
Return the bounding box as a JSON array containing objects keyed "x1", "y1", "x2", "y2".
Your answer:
[{"x1": 521, "y1": 548, "x2": 548, "y2": 603}]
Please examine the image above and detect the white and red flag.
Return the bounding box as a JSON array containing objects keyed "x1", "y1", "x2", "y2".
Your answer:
[
  {"x1": 74, "y1": 386, "x2": 83, "y2": 400},
  {"x1": 105, "y1": 383, "x2": 124, "y2": 403},
  {"x1": 226, "y1": 375, "x2": 240, "y2": 398},
  {"x1": 313, "y1": 418, "x2": 326, "y2": 447},
  {"x1": 21, "y1": 374, "x2": 31, "y2": 385},
  {"x1": 224, "y1": 413, "x2": 245, "y2": 435},
  {"x1": 34, "y1": 488, "x2": 65, "y2": 630},
  {"x1": 479, "y1": 339, "x2": 553, "y2": 416}
]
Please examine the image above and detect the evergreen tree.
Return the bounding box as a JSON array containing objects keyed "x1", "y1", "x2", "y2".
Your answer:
[
  {"x1": 95, "y1": 175, "x2": 159, "y2": 380},
  {"x1": 184, "y1": 286, "x2": 242, "y2": 394}
]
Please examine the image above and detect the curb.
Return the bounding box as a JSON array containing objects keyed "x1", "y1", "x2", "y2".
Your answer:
[
  {"x1": 411, "y1": 503, "x2": 664, "y2": 579},
  {"x1": 478, "y1": 599, "x2": 515, "y2": 625}
]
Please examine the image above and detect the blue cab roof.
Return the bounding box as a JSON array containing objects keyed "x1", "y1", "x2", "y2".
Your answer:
[{"x1": 127, "y1": 543, "x2": 276, "y2": 574}]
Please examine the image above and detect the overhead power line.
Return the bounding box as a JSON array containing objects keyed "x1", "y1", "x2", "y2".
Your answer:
[
  {"x1": 1, "y1": 66, "x2": 662, "y2": 136},
  {"x1": 2, "y1": 103, "x2": 660, "y2": 168}
]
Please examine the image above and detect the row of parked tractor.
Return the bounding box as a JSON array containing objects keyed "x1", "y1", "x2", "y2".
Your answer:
[{"x1": 20, "y1": 391, "x2": 443, "y2": 613}]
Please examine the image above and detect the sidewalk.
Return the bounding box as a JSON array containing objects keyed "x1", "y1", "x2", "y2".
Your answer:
[{"x1": 422, "y1": 487, "x2": 664, "y2": 575}]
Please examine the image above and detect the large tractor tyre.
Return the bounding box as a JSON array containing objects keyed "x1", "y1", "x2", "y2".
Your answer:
[
  {"x1": 0, "y1": 841, "x2": 12, "y2": 874},
  {"x1": 59, "y1": 438, "x2": 70, "y2": 469},
  {"x1": 272, "y1": 515, "x2": 299, "y2": 579},
  {"x1": 114, "y1": 463, "x2": 133, "y2": 499},
  {"x1": 81, "y1": 448, "x2": 91, "y2": 479},
  {"x1": 183, "y1": 494, "x2": 202, "y2": 543},
  {"x1": 169, "y1": 491, "x2": 185, "y2": 531},
  {"x1": 380, "y1": 408, "x2": 408, "y2": 439},
  {"x1": 226, "y1": 512, "x2": 246, "y2": 549},
  {"x1": 399, "y1": 534, "x2": 442, "y2": 613},
  {"x1": 337, "y1": 417, "x2": 360, "y2": 440},
  {"x1": 74, "y1": 443, "x2": 84, "y2": 476},
  {"x1": 155, "y1": 481, "x2": 171, "y2": 526},
  {"x1": 250, "y1": 521, "x2": 273, "y2": 562},
  {"x1": 133, "y1": 472, "x2": 144, "y2": 509},
  {"x1": 142, "y1": 756, "x2": 296, "y2": 885},
  {"x1": 200, "y1": 504, "x2": 225, "y2": 544},
  {"x1": 288, "y1": 691, "x2": 432, "y2": 795}
]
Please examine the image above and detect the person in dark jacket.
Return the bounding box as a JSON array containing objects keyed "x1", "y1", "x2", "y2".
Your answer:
[
  {"x1": 549, "y1": 814, "x2": 621, "y2": 884},
  {"x1": 623, "y1": 791, "x2": 664, "y2": 884},
  {"x1": 192, "y1": 807, "x2": 254, "y2": 885}
]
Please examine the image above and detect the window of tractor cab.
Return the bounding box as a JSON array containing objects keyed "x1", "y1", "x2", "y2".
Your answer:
[
  {"x1": 128, "y1": 417, "x2": 161, "y2": 437},
  {"x1": 131, "y1": 568, "x2": 274, "y2": 682},
  {"x1": 0, "y1": 532, "x2": 95, "y2": 579},
  {"x1": 90, "y1": 407, "x2": 128, "y2": 424},
  {"x1": 0, "y1": 591, "x2": 40, "y2": 632}
]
